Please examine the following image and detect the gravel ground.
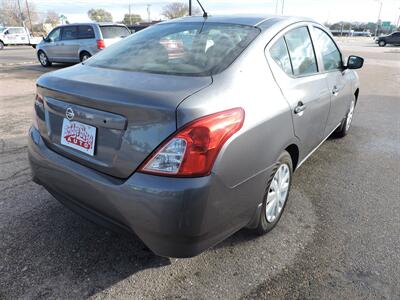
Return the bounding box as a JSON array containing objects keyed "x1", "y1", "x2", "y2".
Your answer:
[{"x1": 0, "y1": 40, "x2": 399, "y2": 299}]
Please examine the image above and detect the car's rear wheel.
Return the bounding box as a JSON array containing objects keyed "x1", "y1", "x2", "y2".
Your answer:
[
  {"x1": 80, "y1": 51, "x2": 91, "y2": 62},
  {"x1": 257, "y1": 151, "x2": 293, "y2": 235},
  {"x1": 38, "y1": 51, "x2": 51, "y2": 67},
  {"x1": 334, "y1": 97, "x2": 356, "y2": 138},
  {"x1": 0, "y1": 41, "x2": 4, "y2": 50},
  {"x1": 378, "y1": 40, "x2": 386, "y2": 47}
]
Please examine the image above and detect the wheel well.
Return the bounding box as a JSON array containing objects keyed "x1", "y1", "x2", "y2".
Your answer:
[
  {"x1": 79, "y1": 50, "x2": 90, "y2": 58},
  {"x1": 285, "y1": 144, "x2": 299, "y2": 171}
]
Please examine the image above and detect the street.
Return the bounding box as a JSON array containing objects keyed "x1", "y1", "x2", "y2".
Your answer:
[{"x1": 0, "y1": 42, "x2": 399, "y2": 299}]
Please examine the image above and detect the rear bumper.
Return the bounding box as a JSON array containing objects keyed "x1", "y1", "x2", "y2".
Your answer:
[{"x1": 28, "y1": 127, "x2": 250, "y2": 257}]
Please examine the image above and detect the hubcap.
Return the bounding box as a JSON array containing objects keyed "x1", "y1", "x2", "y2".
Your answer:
[
  {"x1": 82, "y1": 55, "x2": 89, "y2": 61},
  {"x1": 346, "y1": 99, "x2": 355, "y2": 131},
  {"x1": 265, "y1": 164, "x2": 290, "y2": 223},
  {"x1": 39, "y1": 53, "x2": 47, "y2": 65}
]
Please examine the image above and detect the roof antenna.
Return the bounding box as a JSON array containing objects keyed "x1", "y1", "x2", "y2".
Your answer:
[{"x1": 196, "y1": 0, "x2": 208, "y2": 18}]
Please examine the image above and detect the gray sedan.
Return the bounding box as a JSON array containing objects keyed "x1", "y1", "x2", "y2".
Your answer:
[{"x1": 28, "y1": 15, "x2": 363, "y2": 257}]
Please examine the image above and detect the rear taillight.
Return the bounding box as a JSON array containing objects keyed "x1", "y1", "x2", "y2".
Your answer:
[
  {"x1": 96, "y1": 39, "x2": 105, "y2": 49},
  {"x1": 139, "y1": 108, "x2": 245, "y2": 177}
]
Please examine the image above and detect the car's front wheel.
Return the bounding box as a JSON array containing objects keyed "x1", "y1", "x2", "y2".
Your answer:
[
  {"x1": 0, "y1": 41, "x2": 4, "y2": 50},
  {"x1": 378, "y1": 40, "x2": 386, "y2": 47},
  {"x1": 38, "y1": 51, "x2": 52, "y2": 67},
  {"x1": 257, "y1": 151, "x2": 293, "y2": 235}
]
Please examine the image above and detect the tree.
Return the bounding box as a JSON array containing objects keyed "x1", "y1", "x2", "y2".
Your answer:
[
  {"x1": 122, "y1": 13, "x2": 142, "y2": 25},
  {"x1": 44, "y1": 10, "x2": 59, "y2": 26},
  {"x1": 0, "y1": 0, "x2": 38, "y2": 27},
  {"x1": 161, "y1": 2, "x2": 200, "y2": 19},
  {"x1": 87, "y1": 9, "x2": 113, "y2": 22}
]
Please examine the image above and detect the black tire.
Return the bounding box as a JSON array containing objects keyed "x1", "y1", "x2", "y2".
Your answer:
[
  {"x1": 37, "y1": 50, "x2": 52, "y2": 67},
  {"x1": 334, "y1": 96, "x2": 356, "y2": 138},
  {"x1": 378, "y1": 40, "x2": 386, "y2": 47},
  {"x1": 257, "y1": 151, "x2": 293, "y2": 235},
  {"x1": 80, "y1": 51, "x2": 91, "y2": 62},
  {"x1": 0, "y1": 41, "x2": 4, "y2": 50}
]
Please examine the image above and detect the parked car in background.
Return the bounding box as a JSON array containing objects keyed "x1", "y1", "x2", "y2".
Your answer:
[
  {"x1": 127, "y1": 21, "x2": 161, "y2": 33},
  {"x1": 29, "y1": 15, "x2": 363, "y2": 258},
  {"x1": 36, "y1": 23, "x2": 130, "y2": 66},
  {"x1": 0, "y1": 26, "x2": 41, "y2": 50},
  {"x1": 353, "y1": 31, "x2": 372, "y2": 37},
  {"x1": 376, "y1": 31, "x2": 400, "y2": 46}
]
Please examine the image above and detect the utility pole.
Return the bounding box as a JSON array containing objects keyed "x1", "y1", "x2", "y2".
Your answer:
[
  {"x1": 189, "y1": 0, "x2": 192, "y2": 16},
  {"x1": 281, "y1": 0, "x2": 285, "y2": 15},
  {"x1": 25, "y1": 0, "x2": 33, "y2": 34},
  {"x1": 374, "y1": 0, "x2": 383, "y2": 37},
  {"x1": 147, "y1": 4, "x2": 151, "y2": 22},
  {"x1": 275, "y1": 0, "x2": 279, "y2": 14},
  {"x1": 17, "y1": 0, "x2": 24, "y2": 26},
  {"x1": 396, "y1": 7, "x2": 400, "y2": 29},
  {"x1": 128, "y1": 1, "x2": 132, "y2": 25}
]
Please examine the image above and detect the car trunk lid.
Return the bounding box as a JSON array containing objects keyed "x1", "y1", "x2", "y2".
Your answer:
[{"x1": 35, "y1": 64, "x2": 212, "y2": 178}]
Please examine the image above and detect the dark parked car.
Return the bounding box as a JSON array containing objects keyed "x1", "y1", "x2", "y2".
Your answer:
[
  {"x1": 28, "y1": 15, "x2": 363, "y2": 258},
  {"x1": 376, "y1": 31, "x2": 400, "y2": 47}
]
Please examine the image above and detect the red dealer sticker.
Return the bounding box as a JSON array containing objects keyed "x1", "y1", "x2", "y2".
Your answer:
[{"x1": 61, "y1": 119, "x2": 96, "y2": 156}]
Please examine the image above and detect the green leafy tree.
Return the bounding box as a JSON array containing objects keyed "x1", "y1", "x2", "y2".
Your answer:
[
  {"x1": 122, "y1": 13, "x2": 142, "y2": 25},
  {"x1": 87, "y1": 9, "x2": 113, "y2": 22}
]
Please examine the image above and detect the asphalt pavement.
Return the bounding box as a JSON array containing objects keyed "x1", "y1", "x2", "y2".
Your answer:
[{"x1": 0, "y1": 42, "x2": 399, "y2": 299}]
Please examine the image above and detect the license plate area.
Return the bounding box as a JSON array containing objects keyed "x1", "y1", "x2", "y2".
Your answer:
[{"x1": 61, "y1": 119, "x2": 97, "y2": 156}]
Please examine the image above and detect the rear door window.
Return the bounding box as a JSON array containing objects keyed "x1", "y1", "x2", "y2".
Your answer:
[
  {"x1": 284, "y1": 27, "x2": 318, "y2": 76},
  {"x1": 78, "y1": 25, "x2": 95, "y2": 39},
  {"x1": 100, "y1": 26, "x2": 130, "y2": 39},
  {"x1": 313, "y1": 27, "x2": 342, "y2": 71},
  {"x1": 269, "y1": 37, "x2": 293, "y2": 76},
  {"x1": 61, "y1": 26, "x2": 78, "y2": 41}
]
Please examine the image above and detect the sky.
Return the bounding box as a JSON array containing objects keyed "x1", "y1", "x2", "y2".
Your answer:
[{"x1": 32, "y1": 0, "x2": 400, "y2": 25}]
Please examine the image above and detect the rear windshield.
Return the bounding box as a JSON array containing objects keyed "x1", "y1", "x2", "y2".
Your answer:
[
  {"x1": 100, "y1": 25, "x2": 130, "y2": 39},
  {"x1": 87, "y1": 22, "x2": 260, "y2": 76}
]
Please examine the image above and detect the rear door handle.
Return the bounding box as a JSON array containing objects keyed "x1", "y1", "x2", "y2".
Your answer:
[{"x1": 294, "y1": 101, "x2": 306, "y2": 115}]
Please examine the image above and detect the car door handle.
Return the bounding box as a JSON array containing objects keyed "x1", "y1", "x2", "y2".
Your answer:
[
  {"x1": 294, "y1": 101, "x2": 306, "y2": 115},
  {"x1": 332, "y1": 86, "x2": 340, "y2": 95}
]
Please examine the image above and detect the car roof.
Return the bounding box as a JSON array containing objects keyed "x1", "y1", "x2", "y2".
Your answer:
[
  {"x1": 56, "y1": 23, "x2": 126, "y2": 27},
  {"x1": 163, "y1": 15, "x2": 314, "y2": 28}
]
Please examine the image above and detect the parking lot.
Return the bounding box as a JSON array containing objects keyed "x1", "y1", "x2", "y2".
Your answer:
[{"x1": 0, "y1": 40, "x2": 399, "y2": 299}]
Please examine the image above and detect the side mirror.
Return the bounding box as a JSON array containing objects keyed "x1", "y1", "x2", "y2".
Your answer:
[{"x1": 346, "y1": 55, "x2": 364, "y2": 69}]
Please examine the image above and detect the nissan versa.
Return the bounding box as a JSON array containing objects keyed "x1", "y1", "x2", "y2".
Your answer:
[{"x1": 28, "y1": 15, "x2": 363, "y2": 257}]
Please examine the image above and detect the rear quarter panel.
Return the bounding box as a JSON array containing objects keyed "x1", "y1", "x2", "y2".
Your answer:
[{"x1": 176, "y1": 30, "x2": 297, "y2": 228}]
